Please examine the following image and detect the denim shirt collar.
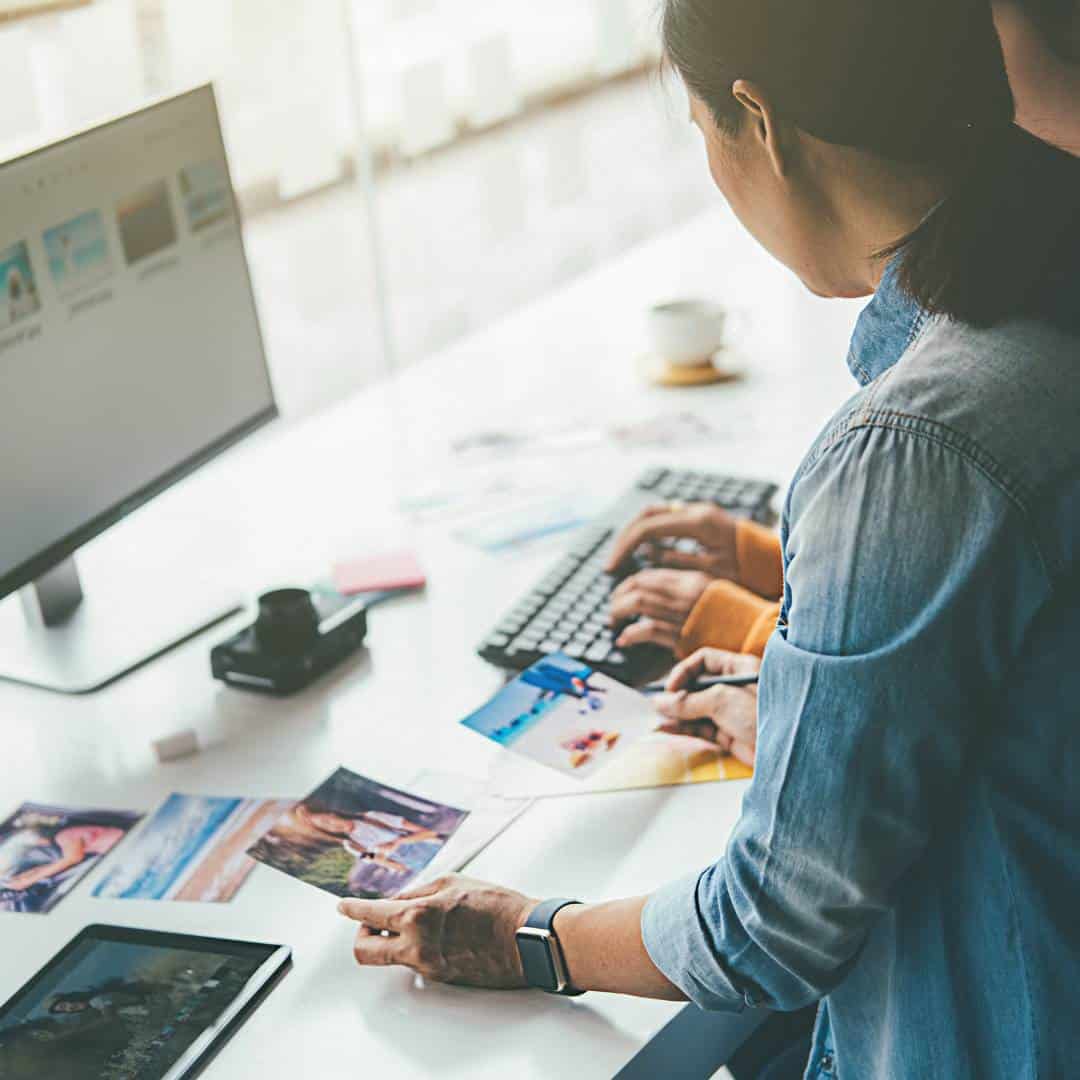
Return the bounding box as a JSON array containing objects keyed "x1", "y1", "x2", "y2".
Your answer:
[{"x1": 846, "y1": 257, "x2": 926, "y2": 387}]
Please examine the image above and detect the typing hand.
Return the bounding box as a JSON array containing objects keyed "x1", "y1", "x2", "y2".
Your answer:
[
  {"x1": 653, "y1": 648, "x2": 761, "y2": 766},
  {"x1": 609, "y1": 569, "x2": 711, "y2": 650},
  {"x1": 339, "y1": 875, "x2": 536, "y2": 990},
  {"x1": 605, "y1": 502, "x2": 739, "y2": 578}
]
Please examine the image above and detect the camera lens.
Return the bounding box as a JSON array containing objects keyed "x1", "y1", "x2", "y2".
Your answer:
[{"x1": 254, "y1": 588, "x2": 320, "y2": 655}]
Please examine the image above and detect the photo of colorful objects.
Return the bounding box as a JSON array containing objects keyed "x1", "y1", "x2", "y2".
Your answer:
[{"x1": 460, "y1": 653, "x2": 660, "y2": 779}]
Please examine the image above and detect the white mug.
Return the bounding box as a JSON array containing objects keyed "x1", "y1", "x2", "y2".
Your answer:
[{"x1": 646, "y1": 299, "x2": 731, "y2": 367}]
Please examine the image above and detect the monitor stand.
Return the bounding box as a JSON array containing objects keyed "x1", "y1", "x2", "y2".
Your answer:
[{"x1": 0, "y1": 556, "x2": 242, "y2": 695}]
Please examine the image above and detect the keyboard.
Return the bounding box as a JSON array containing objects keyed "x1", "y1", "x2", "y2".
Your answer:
[{"x1": 477, "y1": 467, "x2": 778, "y2": 684}]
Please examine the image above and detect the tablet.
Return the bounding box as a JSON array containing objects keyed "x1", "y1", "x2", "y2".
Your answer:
[{"x1": 0, "y1": 924, "x2": 291, "y2": 1079}]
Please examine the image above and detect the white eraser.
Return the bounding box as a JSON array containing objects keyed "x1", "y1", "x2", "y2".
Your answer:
[{"x1": 153, "y1": 728, "x2": 200, "y2": 763}]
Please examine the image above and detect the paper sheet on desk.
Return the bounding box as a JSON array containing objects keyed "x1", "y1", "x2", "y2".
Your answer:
[
  {"x1": 406, "y1": 772, "x2": 530, "y2": 885},
  {"x1": 485, "y1": 733, "x2": 752, "y2": 799}
]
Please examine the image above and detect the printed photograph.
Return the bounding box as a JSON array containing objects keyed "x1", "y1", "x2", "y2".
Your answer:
[
  {"x1": 93, "y1": 795, "x2": 293, "y2": 904},
  {"x1": 0, "y1": 937, "x2": 267, "y2": 1079},
  {"x1": 43, "y1": 210, "x2": 113, "y2": 297},
  {"x1": 0, "y1": 240, "x2": 41, "y2": 331},
  {"x1": 115, "y1": 180, "x2": 177, "y2": 265},
  {"x1": 0, "y1": 803, "x2": 142, "y2": 915},
  {"x1": 461, "y1": 653, "x2": 661, "y2": 779},
  {"x1": 248, "y1": 768, "x2": 468, "y2": 899},
  {"x1": 178, "y1": 160, "x2": 232, "y2": 233}
]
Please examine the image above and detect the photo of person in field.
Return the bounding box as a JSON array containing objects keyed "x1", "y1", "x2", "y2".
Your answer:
[{"x1": 247, "y1": 769, "x2": 467, "y2": 899}]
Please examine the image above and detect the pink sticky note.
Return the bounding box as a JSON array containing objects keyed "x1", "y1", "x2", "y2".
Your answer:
[{"x1": 332, "y1": 551, "x2": 426, "y2": 596}]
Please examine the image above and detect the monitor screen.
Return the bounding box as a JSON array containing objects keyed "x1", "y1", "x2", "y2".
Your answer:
[{"x1": 0, "y1": 87, "x2": 275, "y2": 599}]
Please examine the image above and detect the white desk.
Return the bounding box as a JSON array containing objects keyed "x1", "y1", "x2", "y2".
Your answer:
[{"x1": 0, "y1": 208, "x2": 863, "y2": 1078}]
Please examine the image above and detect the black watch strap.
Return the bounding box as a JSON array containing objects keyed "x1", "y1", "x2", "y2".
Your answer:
[{"x1": 516, "y1": 898, "x2": 583, "y2": 996}]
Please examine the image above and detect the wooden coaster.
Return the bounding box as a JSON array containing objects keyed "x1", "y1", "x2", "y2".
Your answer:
[{"x1": 637, "y1": 352, "x2": 744, "y2": 388}]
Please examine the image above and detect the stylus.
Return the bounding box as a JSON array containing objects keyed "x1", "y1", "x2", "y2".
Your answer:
[{"x1": 642, "y1": 673, "x2": 760, "y2": 694}]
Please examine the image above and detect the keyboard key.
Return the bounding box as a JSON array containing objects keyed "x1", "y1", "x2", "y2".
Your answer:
[
  {"x1": 539, "y1": 641, "x2": 562, "y2": 655},
  {"x1": 585, "y1": 643, "x2": 612, "y2": 664},
  {"x1": 606, "y1": 650, "x2": 627, "y2": 668},
  {"x1": 484, "y1": 633, "x2": 510, "y2": 649},
  {"x1": 637, "y1": 468, "x2": 667, "y2": 490},
  {"x1": 563, "y1": 643, "x2": 587, "y2": 659}
]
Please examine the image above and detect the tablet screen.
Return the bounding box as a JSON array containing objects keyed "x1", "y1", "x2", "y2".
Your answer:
[{"x1": 0, "y1": 926, "x2": 287, "y2": 1079}]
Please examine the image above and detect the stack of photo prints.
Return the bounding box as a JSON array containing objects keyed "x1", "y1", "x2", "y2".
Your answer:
[{"x1": 0, "y1": 653, "x2": 749, "y2": 914}]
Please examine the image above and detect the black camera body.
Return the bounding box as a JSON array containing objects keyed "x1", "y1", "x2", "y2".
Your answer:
[{"x1": 211, "y1": 585, "x2": 368, "y2": 696}]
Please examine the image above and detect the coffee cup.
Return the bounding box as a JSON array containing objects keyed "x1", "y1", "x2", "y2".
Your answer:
[{"x1": 646, "y1": 299, "x2": 731, "y2": 368}]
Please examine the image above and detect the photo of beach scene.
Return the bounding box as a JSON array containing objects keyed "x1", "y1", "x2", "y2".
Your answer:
[
  {"x1": 0, "y1": 240, "x2": 41, "y2": 331},
  {"x1": 115, "y1": 180, "x2": 177, "y2": 265},
  {"x1": 92, "y1": 795, "x2": 292, "y2": 903},
  {"x1": 179, "y1": 160, "x2": 232, "y2": 232},
  {"x1": 43, "y1": 209, "x2": 113, "y2": 297},
  {"x1": 248, "y1": 769, "x2": 468, "y2": 900},
  {"x1": 0, "y1": 803, "x2": 142, "y2": 914},
  {"x1": 461, "y1": 653, "x2": 659, "y2": 780}
]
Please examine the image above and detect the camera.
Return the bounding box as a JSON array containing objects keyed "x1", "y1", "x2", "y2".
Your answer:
[{"x1": 211, "y1": 585, "x2": 368, "y2": 696}]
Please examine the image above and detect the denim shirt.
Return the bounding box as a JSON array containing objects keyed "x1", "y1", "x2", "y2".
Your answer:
[{"x1": 641, "y1": 260, "x2": 1080, "y2": 1079}]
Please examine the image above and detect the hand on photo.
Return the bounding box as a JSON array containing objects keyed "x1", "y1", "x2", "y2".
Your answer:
[
  {"x1": 653, "y1": 649, "x2": 761, "y2": 766},
  {"x1": 605, "y1": 502, "x2": 738, "y2": 578},
  {"x1": 610, "y1": 568, "x2": 711, "y2": 649},
  {"x1": 340, "y1": 874, "x2": 535, "y2": 989}
]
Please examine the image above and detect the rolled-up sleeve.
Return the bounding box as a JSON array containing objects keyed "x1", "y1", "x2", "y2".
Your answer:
[{"x1": 640, "y1": 423, "x2": 1047, "y2": 1011}]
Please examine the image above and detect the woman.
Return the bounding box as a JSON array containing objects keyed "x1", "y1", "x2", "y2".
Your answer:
[
  {"x1": 339, "y1": 1, "x2": 1080, "y2": 1077},
  {"x1": 1, "y1": 821, "x2": 125, "y2": 895},
  {"x1": 605, "y1": 0, "x2": 1080, "y2": 673}
]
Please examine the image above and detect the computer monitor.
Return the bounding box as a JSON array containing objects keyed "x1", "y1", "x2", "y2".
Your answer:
[{"x1": 0, "y1": 86, "x2": 276, "y2": 693}]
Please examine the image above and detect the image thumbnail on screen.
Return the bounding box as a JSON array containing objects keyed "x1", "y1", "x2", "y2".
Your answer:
[
  {"x1": 179, "y1": 161, "x2": 232, "y2": 233},
  {"x1": 0, "y1": 241, "x2": 41, "y2": 332},
  {"x1": 116, "y1": 180, "x2": 177, "y2": 266},
  {"x1": 43, "y1": 210, "x2": 113, "y2": 298}
]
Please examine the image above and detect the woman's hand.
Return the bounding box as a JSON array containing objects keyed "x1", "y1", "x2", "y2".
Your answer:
[
  {"x1": 339, "y1": 875, "x2": 536, "y2": 989},
  {"x1": 654, "y1": 648, "x2": 761, "y2": 766},
  {"x1": 605, "y1": 503, "x2": 739, "y2": 579},
  {"x1": 609, "y1": 569, "x2": 711, "y2": 649}
]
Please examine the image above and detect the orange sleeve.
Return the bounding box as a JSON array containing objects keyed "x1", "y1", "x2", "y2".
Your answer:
[
  {"x1": 735, "y1": 519, "x2": 784, "y2": 599},
  {"x1": 678, "y1": 580, "x2": 781, "y2": 659}
]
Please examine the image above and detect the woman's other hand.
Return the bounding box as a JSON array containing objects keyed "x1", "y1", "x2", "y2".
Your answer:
[
  {"x1": 605, "y1": 503, "x2": 739, "y2": 578},
  {"x1": 610, "y1": 569, "x2": 711, "y2": 650},
  {"x1": 654, "y1": 648, "x2": 761, "y2": 765}
]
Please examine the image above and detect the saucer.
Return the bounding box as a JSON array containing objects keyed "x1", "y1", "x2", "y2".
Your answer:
[{"x1": 637, "y1": 351, "x2": 745, "y2": 388}]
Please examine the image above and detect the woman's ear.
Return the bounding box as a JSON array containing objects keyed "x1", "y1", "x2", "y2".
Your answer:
[{"x1": 731, "y1": 78, "x2": 790, "y2": 179}]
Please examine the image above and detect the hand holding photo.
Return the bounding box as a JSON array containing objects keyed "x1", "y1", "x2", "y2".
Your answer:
[
  {"x1": 0, "y1": 803, "x2": 141, "y2": 914},
  {"x1": 247, "y1": 769, "x2": 468, "y2": 900},
  {"x1": 460, "y1": 654, "x2": 660, "y2": 779}
]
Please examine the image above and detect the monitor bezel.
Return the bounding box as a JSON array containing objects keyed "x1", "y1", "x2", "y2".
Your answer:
[{"x1": 0, "y1": 85, "x2": 278, "y2": 603}]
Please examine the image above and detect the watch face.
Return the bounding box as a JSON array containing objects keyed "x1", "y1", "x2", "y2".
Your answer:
[{"x1": 516, "y1": 928, "x2": 560, "y2": 992}]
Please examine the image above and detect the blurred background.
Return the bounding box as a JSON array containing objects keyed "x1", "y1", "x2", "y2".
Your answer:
[{"x1": 0, "y1": 0, "x2": 716, "y2": 419}]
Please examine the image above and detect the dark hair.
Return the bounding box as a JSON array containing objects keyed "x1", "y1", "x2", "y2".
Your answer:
[{"x1": 662, "y1": 0, "x2": 1080, "y2": 329}]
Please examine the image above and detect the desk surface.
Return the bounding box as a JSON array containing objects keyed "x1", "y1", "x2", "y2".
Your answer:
[{"x1": 0, "y1": 208, "x2": 863, "y2": 1078}]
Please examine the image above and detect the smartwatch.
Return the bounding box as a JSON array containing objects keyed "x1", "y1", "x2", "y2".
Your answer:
[{"x1": 516, "y1": 898, "x2": 584, "y2": 996}]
